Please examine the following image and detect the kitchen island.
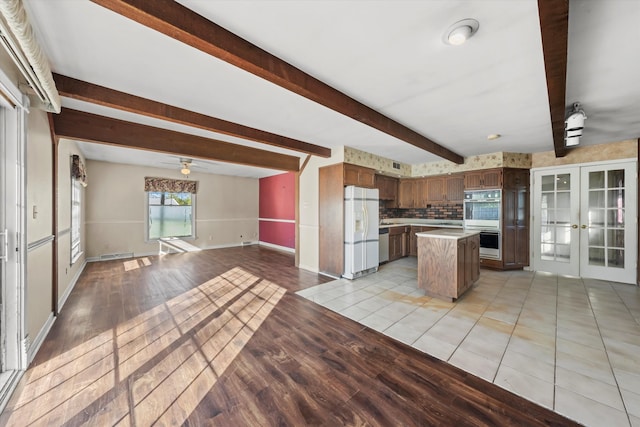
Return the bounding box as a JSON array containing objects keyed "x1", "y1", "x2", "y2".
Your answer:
[{"x1": 416, "y1": 229, "x2": 480, "y2": 301}]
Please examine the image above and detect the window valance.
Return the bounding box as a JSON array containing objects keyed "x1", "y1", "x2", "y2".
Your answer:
[
  {"x1": 71, "y1": 154, "x2": 87, "y2": 187},
  {"x1": 144, "y1": 177, "x2": 198, "y2": 193}
]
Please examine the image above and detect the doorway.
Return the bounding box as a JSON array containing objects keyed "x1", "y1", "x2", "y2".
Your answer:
[
  {"x1": 532, "y1": 160, "x2": 637, "y2": 284},
  {"x1": 0, "y1": 89, "x2": 27, "y2": 410}
]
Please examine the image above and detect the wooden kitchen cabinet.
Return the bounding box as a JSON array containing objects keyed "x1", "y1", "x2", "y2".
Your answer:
[
  {"x1": 476, "y1": 167, "x2": 530, "y2": 271},
  {"x1": 464, "y1": 168, "x2": 503, "y2": 190},
  {"x1": 398, "y1": 179, "x2": 415, "y2": 208},
  {"x1": 409, "y1": 226, "x2": 437, "y2": 256},
  {"x1": 319, "y1": 162, "x2": 379, "y2": 277},
  {"x1": 398, "y1": 178, "x2": 428, "y2": 208},
  {"x1": 445, "y1": 174, "x2": 465, "y2": 202},
  {"x1": 344, "y1": 163, "x2": 376, "y2": 188},
  {"x1": 389, "y1": 226, "x2": 409, "y2": 261},
  {"x1": 417, "y1": 231, "x2": 480, "y2": 301},
  {"x1": 375, "y1": 174, "x2": 398, "y2": 207},
  {"x1": 421, "y1": 174, "x2": 465, "y2": 204},
  {"x1": 501, "y1": 168, "x2": 530, "y2": 270}
]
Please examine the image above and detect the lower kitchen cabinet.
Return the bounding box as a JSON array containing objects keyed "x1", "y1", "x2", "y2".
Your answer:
[
  {"x1": 409, "y1": 226, "x2": 437, "y2": 256},
  {"x1": 388, "y1": 227, "x2": 409, "y2": 261},
  {"x1": 417, "y1": 231, "x2": 480, "y2": 302}
]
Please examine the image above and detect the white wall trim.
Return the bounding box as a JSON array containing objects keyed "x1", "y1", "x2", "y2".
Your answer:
[
  {"x1": 0, "y1": 370, "x2": 24, "y2": 413},
  {"x1": 85, "y1": 242, "x2": 263, "y2": 262},
  {"x1": 27, "y1": 235, "x2": 54, "y2": 252},
  {"x1": 258, "y1": 218, "x2": 295, "y2": 223},
  {"x1": 195, "y1": 218, "x2": 258, "y2": 223},
  {"x1": 26, "y1": 312, "x2": 54, "y2": 364},
  {"x1": 298, "y1": 263, "x2": 319, "y2": 273},
  {"x1": 58, "y1": 259, "x2": 86, "y2": 311},
  {"x1": 259, "y1": 241, "x2": 295, "y2": 253}
]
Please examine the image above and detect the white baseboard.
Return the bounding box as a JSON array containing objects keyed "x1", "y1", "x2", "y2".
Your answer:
[
  {"x1": 258, "y1": 241, "x2": 295, "y2": 253},
  {"x1": 298, "y1": 263, "x2": 319, "y2": 274},
  {"x1": 58, "y1": 259, "x2": 86, "y2": 310},
  {"x1": 27, "y1": 313, "x2": 55, "y2": 364},
  {"x1": 0, "y1": 370, "x2": 25, "y2": 414},
  {"x1": 86, "y1": 243, "x2": 264, "y2": 262}
]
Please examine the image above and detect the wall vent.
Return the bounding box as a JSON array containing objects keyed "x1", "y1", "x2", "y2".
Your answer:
[
  {"x1": 392, "y1": 162, "x2": 401, "y2": 170},
  {"x1": 100, "y1": 252, "x2": 134, "y2": 261}
]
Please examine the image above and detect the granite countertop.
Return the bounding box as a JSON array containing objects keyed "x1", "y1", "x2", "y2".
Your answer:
[{"x1": 415, "y1": 229, "x2": 480, "y2": 239}]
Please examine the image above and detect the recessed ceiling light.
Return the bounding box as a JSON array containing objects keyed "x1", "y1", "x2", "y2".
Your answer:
[
  {"x1": 487, "y1": 133, "x2": 501, "y2": 140},
  {"x1": 443, "y1": 19, "x2": 479, "y2": 46}
]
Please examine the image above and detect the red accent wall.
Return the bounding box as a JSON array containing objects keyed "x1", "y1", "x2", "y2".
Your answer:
[{"x1": 259, "y1": 172, "x2": 295, "y2": 249}]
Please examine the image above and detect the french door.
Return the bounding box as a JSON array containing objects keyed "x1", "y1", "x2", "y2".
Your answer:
[{"x1": 533, "y1": 161, "x2": 637, "y2": 284}]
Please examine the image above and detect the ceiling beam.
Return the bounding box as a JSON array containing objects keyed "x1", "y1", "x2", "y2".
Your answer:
[
  {"x1": 538, "y1": 0, "x2": 569, "y2": 158},
  {"x1": 52, "y1": 108, "x2": 300, "y2": 172},
  {"x1": 90, "y1": 0, "x2": 464, "y2": 164},
  {"x1": 53, "y1": 73, "x2": 331, "y2": 158}
]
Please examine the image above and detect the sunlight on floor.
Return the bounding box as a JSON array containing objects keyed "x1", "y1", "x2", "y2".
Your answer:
[
  {"x1": 159, "y1": 238, "x2": 201, "y2": 254},
  {"x1": 5, "y1": 267, "x2": 285, "y2": 426}
]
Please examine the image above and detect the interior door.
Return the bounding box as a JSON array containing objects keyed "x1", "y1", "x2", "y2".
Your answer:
[
  {"x1": 533, "y1": 162, "x2": 637, "y2": 284},
  {"x1": 533, "y1": 168, "x2": 580, "y2": 276},
  {"x1": 579, "y1": 162, "x2": 637, "y2": 283},
  {"x1": 0, "y1": 110, "x2": 5, "y2": 371}
]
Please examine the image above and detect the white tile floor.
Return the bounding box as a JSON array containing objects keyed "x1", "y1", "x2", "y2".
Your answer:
[{"x1": 297, "y1": 258, "x2": 640, "y2": 427}]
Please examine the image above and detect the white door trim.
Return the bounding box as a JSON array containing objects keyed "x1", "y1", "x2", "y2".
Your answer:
[{"x1": 0, "y1": 71, "x2": 28, "y2": 412}]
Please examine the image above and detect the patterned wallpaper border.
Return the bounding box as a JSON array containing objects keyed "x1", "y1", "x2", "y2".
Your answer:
[{"x1": 344, "y1": 146, "x2": 531, "y2": 177}]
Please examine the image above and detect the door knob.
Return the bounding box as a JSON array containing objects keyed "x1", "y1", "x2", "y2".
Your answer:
[
  {"x1": 581, "y1": 225, "x2": 588, "y2": 229},
  {"x1": 571, "y1": 224, "x2": 578, "y2": 229}
]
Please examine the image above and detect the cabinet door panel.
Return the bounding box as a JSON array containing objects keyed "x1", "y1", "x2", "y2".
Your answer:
[
  {"x1": 446, "y1": 175, "x2": 465, "y2": 202},
  {"x1": 426, "y1": 177, "x2": 445, "y2": 203},
  {"x1": 482, "y1": 169, "x2": 503, "y2": 189}
]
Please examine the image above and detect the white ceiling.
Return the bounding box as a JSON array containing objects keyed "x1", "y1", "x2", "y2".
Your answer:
[{"x1": 21, "y1": 0, "x2": 640, "y2": 178}]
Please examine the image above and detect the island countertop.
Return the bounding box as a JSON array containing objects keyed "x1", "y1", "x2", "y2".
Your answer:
[{"x1": 416, "y1": 229, "x2": 480, "y2": 239}]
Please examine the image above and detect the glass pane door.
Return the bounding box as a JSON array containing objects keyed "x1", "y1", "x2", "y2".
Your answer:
[
  {"x1": 580, "y1": 162, "x2": 637, "y2": 283},
  {"x1": 533, "y1": 168, "x2": 580, "y2": 276}
]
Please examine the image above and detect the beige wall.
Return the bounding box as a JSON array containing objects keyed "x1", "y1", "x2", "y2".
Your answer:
[
  {"x1": 25, "y1": 108, "x2": 54, "y2": 343},
  {"x1": 84, "y1": 160, "x2": 259, "y2": 258},
  {"x1": 531, "y1": 139, "x2": 638, "y2": 168},
  {"x1": 298, "y1": 147, "x2": 344, "y2": 272},
  {"x1": 57, "y1": 140, "x2": 86, "y2": 304}
]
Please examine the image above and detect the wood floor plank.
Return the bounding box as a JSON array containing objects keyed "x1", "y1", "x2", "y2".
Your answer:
[{"x1": 0, "y1": 246, "x2": 579, "y2": 426}]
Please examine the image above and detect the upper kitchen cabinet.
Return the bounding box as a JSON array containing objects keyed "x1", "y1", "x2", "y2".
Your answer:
[
  {"x1": 398, "y1": 178, "x2": 428, "y2": 208},
  {"x1": 375, "y1": 174, "x2": 398, "y2": 206},
  {"x1": 344, "y1": 163, "x2": 376, "y2": 188},
  {"x1": 425, "y1": 174, "x2": 465, "y2": 203},
  {"x1": 398, "y1": 179, "x2": 415, "y2": 208},
  {"x1": 464, "y1": 168, "x2": 503, "y2": 190}
]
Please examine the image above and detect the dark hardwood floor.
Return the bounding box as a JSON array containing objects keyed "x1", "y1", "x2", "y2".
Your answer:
[{"x1": 0, "y1": 246, "x2": 578, "y2": 426}]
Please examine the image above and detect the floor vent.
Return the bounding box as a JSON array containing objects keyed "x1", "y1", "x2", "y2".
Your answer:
[
  {"x1": 100, "y1": 252, "x2": 134, "y2": 261},
  {"x1": 242, "y1": 241, "x2": 253, "y2": 246}
]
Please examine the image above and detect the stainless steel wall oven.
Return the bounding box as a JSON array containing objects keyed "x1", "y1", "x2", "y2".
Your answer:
[{"x1": 464, "y1": 190, "x2": 501, "y2": 260}]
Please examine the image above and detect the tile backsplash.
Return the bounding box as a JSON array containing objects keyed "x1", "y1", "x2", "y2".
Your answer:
[{"x1": 380, "y1": 204, "x2": 463, "y2": 221}]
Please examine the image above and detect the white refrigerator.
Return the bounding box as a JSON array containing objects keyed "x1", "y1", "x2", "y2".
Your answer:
[{"x1": 343, "y1": 185, "x2": 379, "y2": 279}]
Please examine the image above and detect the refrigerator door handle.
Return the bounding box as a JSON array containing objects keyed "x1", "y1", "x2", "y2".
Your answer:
[{"x1": 363, "y1": 203, "x2": 368, "y2": 240}]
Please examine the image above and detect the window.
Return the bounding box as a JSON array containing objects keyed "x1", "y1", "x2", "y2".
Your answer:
[
  {"x1": 70, "y1": 177, "x2": 82, "y2": 263},
  {"x1": 147, "y1": 191, "x2": 195, "y2": 240}
]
